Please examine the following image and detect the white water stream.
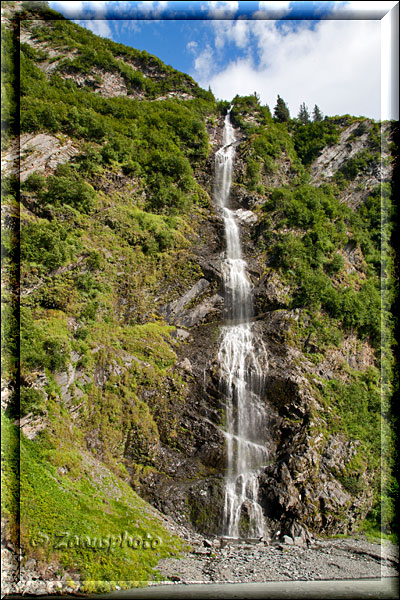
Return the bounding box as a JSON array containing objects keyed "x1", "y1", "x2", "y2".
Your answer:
[{"x1": 214, "y1": 110, "x2": 269, "y2": 539}]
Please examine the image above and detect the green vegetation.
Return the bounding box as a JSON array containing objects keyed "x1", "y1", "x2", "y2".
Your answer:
[
  {"x1": 336, "y1": 149, "x2": 376, "y2": 181},
  {"x1": 1, "y1": 2, "x2": 397, "y2": 590},
  {"x1": 256, "y1": 181, "x2": 383, "y2": 347},
  {"x1": 2, "y1": 5, "x2": 216, "y2": 587},
  {"x1": 273, "y1": 94, "x2": 290, "y2": 122},
  {"x1": 231, "y1": 93, "x2": 271, "y2": 130},
  {"x1": 1, "y1": 23, "x2": 18, "y2": 147},
  {"x1": 251, "y1": 116, "x2": 396, "y2": 538},
  {"x1": 231, "y1": 94, "x2": 303, "y2": 193},
  {"x1": 292, "y1": 119, "x2": 340, "y2": 165},
  {"x1": 19, "y1": 28, "x2": 213, "y2": 215},
  {"x1": 319, "y1": 372, "x2": 381, "y2": 460},
  {"x1": 28, "y1": 13, "x2": 210, "y2": 101},
  {"x1": 1, "y1": 412, "x2": 19, "y2": 544},
  {"x1": 317, "y1": 371, "x2": 397, "y2": 539},
  {"x1": 297, "y1": 102, "x2": 310, "y2": 124},
  {"x1": 13, "y1": 5, "x2": 218, "y2": 437},
  {"x1": 2, "y1": 412, "x2": 185, "y2": 592}
]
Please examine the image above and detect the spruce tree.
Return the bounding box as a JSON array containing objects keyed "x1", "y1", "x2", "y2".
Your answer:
[
  {"x1": 274, "y1": 95, "x2": 290, "y2": 122},
  {"x1": 312, "y1": 104, "x2": 323, "y2": 122},
  {"x1": 298, "y1": 102, "x2": 310, "y2": 124}
]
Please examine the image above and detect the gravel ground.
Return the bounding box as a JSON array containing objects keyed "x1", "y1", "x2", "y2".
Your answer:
[
  {"x1": 2, "y1": 518, "x2": 398, "y2": 596},
  {"x1": 155, "y1": 536, "x2": 399, "y2": 584}
]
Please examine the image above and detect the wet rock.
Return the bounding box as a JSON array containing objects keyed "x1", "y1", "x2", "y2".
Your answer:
[
  {"x1": 137, "y1": 474, "x2": 226, "y2": 535},
  {"x1": 254, "y1": 271, "x2": 291, "y2": 312},
  {"x1": 234, "y1": 208, "x2": 258, "y2": 225}
]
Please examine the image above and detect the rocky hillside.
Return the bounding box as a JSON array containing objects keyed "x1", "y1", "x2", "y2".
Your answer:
[{"x1": 1, "y1": 1, "x2": 397, "y2": 593}]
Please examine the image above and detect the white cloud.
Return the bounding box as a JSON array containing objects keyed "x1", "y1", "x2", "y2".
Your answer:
[
  {"x1": 206, "y1": 1, "x2": 239, "y2": 19},
  {"x1": 187, "y1": 40, "x2": 198, "y2": 52},
  {"x1": 211, "y1": 18, "x2": 251, "y2": 50},
  {"x1": 193, "y1": 44, "x2": 216, "y2": 81},
  {"x1": 256, "y1": 1, "x2": 292, "y2": 18},
  {"x1": 205, "y1": 57, "x2": 261, "y2": 97},
  {"x1": 50, "y1": 0, "x2": 113, "y2": 38},
  {"x1": 50, "y1": 0, "x2": 124, "y2": 18},
  {"x1": 114, "y1": 18, "x2": 141, "y2": 34},
  {"x1": 202, "y1": 19, "x2": 382, "y2": 120},
  {"x1": 73, "y1": 1, "x2": 113, "y2": 38},
  {"x1": 50, "y1": 1, "x2": 86, "y2": 16},
  {"x1": 89, "y1": 1, "x2": 108, "y2": 13},
  {"x1": 51, "y1": 0, "x2": 169, "y2": 21},
  {"x1": 136, "y1": 0, "x2": 168, "y2": 16},
  {"x1": 76, "y1": 18, "x2": 113, "y2": 38}
]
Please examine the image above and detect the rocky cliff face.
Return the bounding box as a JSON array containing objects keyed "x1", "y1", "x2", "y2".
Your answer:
[
  {"x1": 126, "y1": 112, "x2": 388, "y2": 540},
  {"x1": 1, "y1": 4, "x2": 396, "y2": 590}
]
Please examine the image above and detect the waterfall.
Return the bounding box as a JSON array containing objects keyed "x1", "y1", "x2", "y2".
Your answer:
[{"x1": 214, "y1": 109, "x2": 269, "y2": 539}]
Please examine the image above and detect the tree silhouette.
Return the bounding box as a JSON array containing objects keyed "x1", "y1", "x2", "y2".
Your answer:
[
  {"x1": 312, "y1": 104, "x2": 323, "y2": 122},
  {"x1": 298, "y1": 102, "x2": 310, "y2": 124},
  {"x1": 274, "y1": 95, "x2": 290, "y2": 122}
]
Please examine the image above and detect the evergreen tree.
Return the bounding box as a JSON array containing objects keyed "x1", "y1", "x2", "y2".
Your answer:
[
  {"x1": 312, "y1": 104, "x2": 323, "y2": 122},
  {"x1": 298, "y1": 102, "x2": 310, "y2": 124},
  {"x1": 274, "y1": 95, "x2": 290, "y2": 122}
]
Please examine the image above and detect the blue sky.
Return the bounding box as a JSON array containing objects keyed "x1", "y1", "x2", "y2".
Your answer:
[{"x1": 48, "y1": 1, "x2": 398, "y2": 120}]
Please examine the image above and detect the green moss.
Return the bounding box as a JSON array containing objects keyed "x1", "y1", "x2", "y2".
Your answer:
[
  {"x1": 0, "y1": 412, "x2": 186, "y2": 591},
  {"x1": 1, "y1": 412, "x2": 19, "y2": 543},
  {"x1": 336, "y1": 474, "x2": 364, "y2": 495}
]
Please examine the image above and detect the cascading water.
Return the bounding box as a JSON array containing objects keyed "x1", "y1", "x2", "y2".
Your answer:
[{"x1": 214, "y1": 109, "x2": 269, "y2": 539}]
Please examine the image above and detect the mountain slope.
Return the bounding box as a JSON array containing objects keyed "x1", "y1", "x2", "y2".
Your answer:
[{"x1": 1, "y1": 1, "x2": 397, "y2": 593}]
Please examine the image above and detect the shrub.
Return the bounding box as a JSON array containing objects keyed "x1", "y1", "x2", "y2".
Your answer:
[
  {"x1": 21, "y1": 220, "x2": 78, "y2": 272},
  {"x1": 37, "y1": 276, "x2": 78, "y2": 311},
  {"x1": 20, "y1": 387, "x2": 45, "y2": 417},
  {"x1": 337, "y1": 149, "x2": 374, "y2": 180},
  {"x1": 44, "y1": 176, "x2": 95, "y2": 213},
  {"x1": 325, "y1": 253, "x2": 345, "y2": 275},
  {"x1": 293, "y1": 120, "x2": 340, "y2": 165},
  {"x1": 20, "y1": 308, "x2": 70, "y2": 374},
  {"x1": 23, "y1": 171, "x2": 46, "y2": 192},
  {"x1": 260, "y1": 179, "x2": 382, "y2": 345}
]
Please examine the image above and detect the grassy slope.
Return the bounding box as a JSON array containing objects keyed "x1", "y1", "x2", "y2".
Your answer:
[
  {"x1": 1, "y1": 4, "x2": 215, "y2": 588},
  {"x1": 2, "y1": 412, "x2": 186, "y2": 592},
  {"x1": 0, "y1": 5, "x2": 397, "y2": 589}
]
